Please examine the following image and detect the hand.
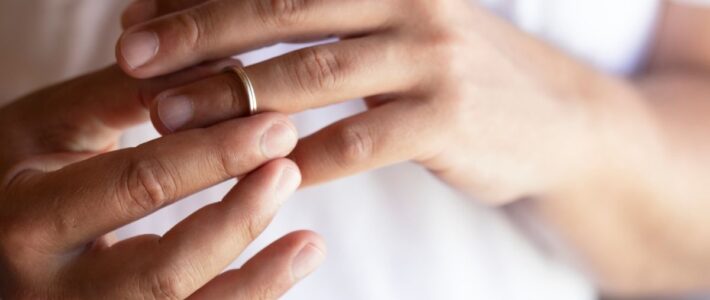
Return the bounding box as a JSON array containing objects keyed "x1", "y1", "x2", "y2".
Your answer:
[
  {"x1": 0, "y1": 65, "x2": 325, "y2": 299},
  {"x1": 118, "y1": 0, "x2": 599, "y2": 203}
]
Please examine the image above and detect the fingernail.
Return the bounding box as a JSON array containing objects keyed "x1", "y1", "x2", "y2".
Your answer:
[
  {"x1": 121, "y1": 31, "x2": 159, "y2": 69},
  {"x1": 157, "y1": 95, "x2": 193, "y2": 131},
  {"x1": 292, "y1": 243, "x2": 325, "y2": 281},
  {"x1": 261, "y1": 122, "x2": 297, "y2": 159},
  {"x1": 122, "y1": 0, "x2": 157, "y2": 27},
  {"x1": 276, "y1": 167, "x2": 301, "y2": 199}
]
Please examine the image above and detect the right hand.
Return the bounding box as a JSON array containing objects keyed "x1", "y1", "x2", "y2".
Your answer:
[{"x1": 0, "y1": 64, "x2": 326, "y2": 299}]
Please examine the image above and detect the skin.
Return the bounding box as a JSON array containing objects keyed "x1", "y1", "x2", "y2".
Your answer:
[
  {"x1": 0, "y1": 63, "x2": 326, "y2": 298},
  {"x1": 2, "y1": 0, "x2": 710, "y2": 299},
  {"x1": 112, "y1": 0, "x2": 710, "y2": 298}
]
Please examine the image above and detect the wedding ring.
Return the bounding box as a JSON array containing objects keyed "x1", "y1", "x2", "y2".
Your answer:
[{"x1": 224, "y1": 63, "x2": 258, "y2": 115}]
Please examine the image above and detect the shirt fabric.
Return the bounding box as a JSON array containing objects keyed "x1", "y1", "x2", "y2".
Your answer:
[{"x1": 0, "y1": 1, "x2": 662, "y2": 299}]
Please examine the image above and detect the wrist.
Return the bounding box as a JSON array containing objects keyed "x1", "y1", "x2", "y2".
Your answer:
[{"x1": 535, "y1": 61, "x2": 666, "y2": 200}]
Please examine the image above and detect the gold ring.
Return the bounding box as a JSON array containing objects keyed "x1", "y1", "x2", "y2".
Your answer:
[{"x1": 223, "y1": 63, "x2": 258, "y2": 115}]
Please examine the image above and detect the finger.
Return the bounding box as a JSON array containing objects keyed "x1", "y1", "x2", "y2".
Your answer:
[
  {"x1": 2, "y1": 152, "x2": 96, "y2": 187},
  {"x1": 293, "y1": 100, "x2": 447, "y2": 186},
  {"x1": 16, "y1": 113, "x2": 298, "y2": 252},
  {"x1": 150, "y1": 36, "x2": 419, "y2": 134},
  {"x1": 103, "y1": 232, "x2": 120, "y2": 248},
  {"x1": 2, "y1": 60, "x2": 233, "y2": 161},
  {"x1": 121, "y1": 0, "x2": 211, "y2": 29},
  {"x1": 188, "y1": 231, "x2": 326, "y2": 300},
  {"x1": 61, "y1": 234, "x2": 165, "y2": 299},
  {"x1": 143, "y1": 159, "x2": 303, "y2": 298},
  {"x1": 116, "y1": 0, "x2": 398, "y2": 78}
]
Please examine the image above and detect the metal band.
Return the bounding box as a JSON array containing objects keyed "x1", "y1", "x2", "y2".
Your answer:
[{"x1": 224, "y1": 65, "x2": 258, "y2": 115}]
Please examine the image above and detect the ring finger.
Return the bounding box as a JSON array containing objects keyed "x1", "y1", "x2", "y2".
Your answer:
[{"x1": 150, "y1": 35, "x2": 420, "y2": 133}]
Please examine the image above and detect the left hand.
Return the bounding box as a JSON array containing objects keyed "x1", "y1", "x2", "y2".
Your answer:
[{"x1": 118, "y1": 0, "x2": 599, "y2": 203}]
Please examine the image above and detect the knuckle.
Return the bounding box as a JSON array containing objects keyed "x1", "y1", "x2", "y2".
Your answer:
[
  {"x1": 144, "y1": 270, "x2": 185, "y2": 300},
  {"x1": 215, "y1": 143, "x2": 240, "y2": 178},
  {"x1": 122, "y1": 155, "x2": 177, "y2": 217},
  {"x1": 417, "y1": 29, "x2": 467, "y2": 89},
  {"x1": 252, "y1": 284, "x2": 283, "y2": 300},
  {"x1": 332, "y1": 124, "x2": 374, "y2": 166},
  {"x1": 427, "y1": 31, "x2": 462, "y2": 72},
  {"x1": 292, "y1": 47, "x2": 345, "y2": 95},
  {"x1": 213, "y1": 131, "x2": 247, "y2": 178},
  {"x1": 445, "y1": 87, "x2": 468, "y2": 114},
  {"x1": 0, "y1": 220, "x2": 49, "y2": 271},
  {"x1": 255, "y1": 0, "x2": 310, "y2": 28},
  {"x1": 236, "y1": 210, "x2": 266, "y2": 242},
  {"x1": 174, "y1": 9, "x2": 210, "y2": 52},
  {"x1": 413, "y1": 0, "x2": 457, "y2": 25},
  {"x1": 0, "y1": 223, "x2": 26, "y2": 260},
  {"x1": 219, "y1": 74, "x2": 247, "y2": 116},
  {"x1": 0, "y1": 193, "x2": 56, "y2": 263}
]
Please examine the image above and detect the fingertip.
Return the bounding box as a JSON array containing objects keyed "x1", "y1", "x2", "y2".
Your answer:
[
  {"x1": 253, "y1": 112, "x2": 297, "y2": 130},
  {"x1": 156, "y1": 94, "x2": 194, "y2": 133},
  {"x1": 149, "y1": 97, "x2": 173, "y2": 136},
  {"x1": 243, "y1": 230, "x2": 326, "y2": 282},
  {"x1": 264, "y1": 157, "x2": 301, "y2": 173},
  {"x1": 116, "y1": 29, "x2": 160, "y2": 79},
  {"x1": 277, "y1": 158, "x2": 302, "y2": 178},
  {"x1": 191, "y1": 231, "x2": 325, "y2": 299},
  {"x1": 285, "y1": 230, "x2": 327, "y2": 257},
  {"x1": 290, "y1": 237, "x2": 326, "y2": 281},
  {"x1": 115, "y1": 35, "x2": 146, "y2": 80},
  {"x1": 229, "y1": 158, "x2": 300, "y2": 206},
  {"x1": 252, "y1": 158, "x2": 302, "y2": 200},
  {"x1": 277, "y1": 165, "x2": 301, "y2": 202}
]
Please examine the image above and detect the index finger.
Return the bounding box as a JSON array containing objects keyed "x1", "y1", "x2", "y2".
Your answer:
[{"x1": 13, "y1": 113, "x2": 297, "y2": 252}]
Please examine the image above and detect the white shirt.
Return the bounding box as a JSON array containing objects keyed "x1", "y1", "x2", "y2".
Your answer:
[{"x1": 0, "y1": 1, "x2": 662, "y2": 299}]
